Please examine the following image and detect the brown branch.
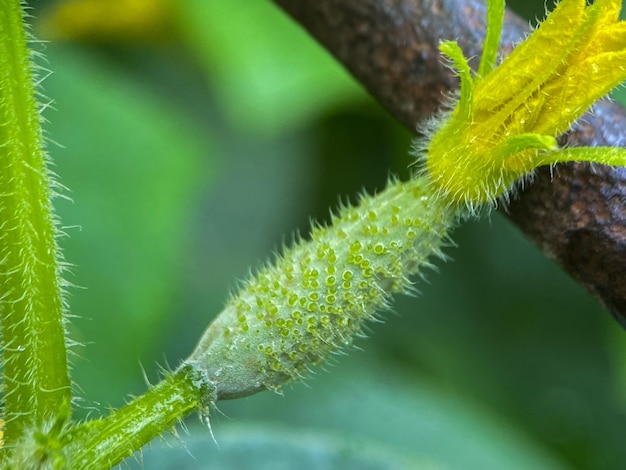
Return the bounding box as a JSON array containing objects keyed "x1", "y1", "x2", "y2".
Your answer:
[{"x1": 273, "y1": 0, "x2": 626, "y2": 325}]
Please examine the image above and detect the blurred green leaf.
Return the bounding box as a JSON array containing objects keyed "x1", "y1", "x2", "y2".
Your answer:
[
  {"x1": 177, "y1": 0, "x2": 366, "y2": 135},
  {"x1": 130, "y1": 355, "x2": 568, "y2": 470},
  {"x1": 607, "y1": 326, "x2": 626, "y2": 410},
  {"x1": 44, "y1": 43, "x2": 214, "y2": 410},
  {"x1": 129, "y1": 425, "x2": 438, "y2": 470}
]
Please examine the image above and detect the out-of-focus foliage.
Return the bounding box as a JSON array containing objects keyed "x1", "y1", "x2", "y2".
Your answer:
[
  {"x1": 26, "y1": 0, "x2": 626, "y2": 468},
  {"x1": 42, "y1": 42, "x2": 212, "y2": 407},
  {"x1": 128, "y1": 358, "x2": 568, "y2": 470}
]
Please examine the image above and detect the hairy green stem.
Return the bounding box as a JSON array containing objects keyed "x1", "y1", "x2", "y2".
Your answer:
[
  {"x1": 67, "y1": 366, "x2": 209, "y2": 469},
  {"x1": 0, "y1": 0, "x2": 70, "y2": 445}
]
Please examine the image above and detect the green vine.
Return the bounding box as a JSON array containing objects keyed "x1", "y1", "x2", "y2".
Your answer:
[
  {"x1": 1, "y1": 0, "x2": 626, "y2": 468},
  {"x1": 66, "y1": 365, "x2": 208, "y2": 469},
  {"x1": 0, "y1": 0, "x2": 70, "y2": 452}
]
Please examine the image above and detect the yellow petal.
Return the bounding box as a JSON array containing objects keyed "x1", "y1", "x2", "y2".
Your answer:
[{"x1": 475, "y1": 0, "x2": 586, "y2": 114}]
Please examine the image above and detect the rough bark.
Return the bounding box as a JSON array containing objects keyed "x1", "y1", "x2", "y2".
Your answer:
[{"x1": 273, "y1": 0, "x2": 626, "y2": 324}]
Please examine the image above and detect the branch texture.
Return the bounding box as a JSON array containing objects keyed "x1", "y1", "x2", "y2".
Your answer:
[{"x1": 273, "y1": 0, "x2": 626, "y2": 324}]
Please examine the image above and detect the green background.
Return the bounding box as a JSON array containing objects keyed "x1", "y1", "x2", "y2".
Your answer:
[{"x1": 23, "y1": 0, "x2": 626, "y2": 468}]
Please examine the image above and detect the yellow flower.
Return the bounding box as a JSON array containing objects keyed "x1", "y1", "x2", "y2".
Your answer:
[
  {"x1": 426, "y1": 0, "x2": 626, "y2": 207},
  {"x1": 38, "y1": 0, "x2": 178, "y2": 43}
]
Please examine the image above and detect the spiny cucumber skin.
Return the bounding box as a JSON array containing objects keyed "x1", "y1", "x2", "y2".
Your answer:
[{"x1": 186, "y1": 176, "x2": 456, "y2": 400}]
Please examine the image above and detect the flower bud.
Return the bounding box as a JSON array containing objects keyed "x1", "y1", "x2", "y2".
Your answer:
[{"x1": 426, "y1": 0, "x2": 626, "y2": 207}]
